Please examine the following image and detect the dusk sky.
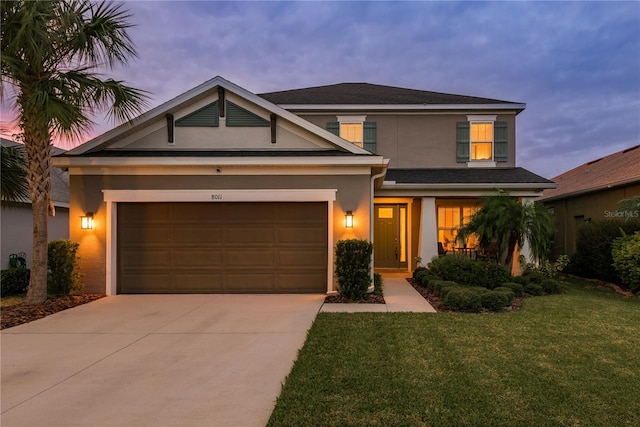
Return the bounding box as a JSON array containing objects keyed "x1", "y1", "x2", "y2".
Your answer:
[{"x1": 2, "y1": 1, "x2": 639, "y2": 179}]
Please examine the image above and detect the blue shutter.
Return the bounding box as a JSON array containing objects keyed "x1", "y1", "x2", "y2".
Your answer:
[
  {"x1": 327, "y1": 122, "x2": 339, "y2": 136},
  {"x1": 226, "y1": 102, "x2": 270, "y2": 127},
  {"x1": 494, "y1": 121, "x2": 508, "y2": 162},
  {"x1": 363, "y1": 122, "x2": 377, "y2": 153},
  {"x1": 456, "y1": 122, "x2": 470, "y2": 162},
  {"x1": 175, "y1": 101, "x2": 219, "y2": 127}
]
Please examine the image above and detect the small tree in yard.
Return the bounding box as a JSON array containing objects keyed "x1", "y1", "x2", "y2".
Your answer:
[
  {"x1": 457, "y1": 191, "x2": 554, "y2": 271},
  {"x1": 335, "y1": 239, "x2": 373, "y2": 300},
  {"x1": 1, "y1": 1, "x2": 148, "y2": 304}
]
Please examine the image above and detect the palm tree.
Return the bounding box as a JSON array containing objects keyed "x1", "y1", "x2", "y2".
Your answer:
[
  {"x1": 457, "y1": 191, "x2": 554, "y2": 270},
  {"x1": 1, "y1": 1, "x2": 148, "y2": 304},
  {"x1": 1, "y1": 144, "x2": 30, "y2": 206}
]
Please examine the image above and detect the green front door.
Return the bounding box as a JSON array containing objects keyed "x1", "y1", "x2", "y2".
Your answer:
[{"x1": 374, "y1": 204, "x2": 408, "y2": 269}]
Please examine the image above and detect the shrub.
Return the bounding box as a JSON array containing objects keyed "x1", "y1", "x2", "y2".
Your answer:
[
  {"x1": 443, "y1": 288, "x2": 484, "y2": 312},
  {"x1": 611, "y1": 231, "x2": 640, "y2": 293},
  {"x1": 524, "y1": 283, "x2": 544, "y2": 296},
  {"x1": 481, "y1": 290, "x2": 511, "y2": 311},
  {"x1": 413, "y1": 266, "x2": 428, "y2": 280},
  {"x1": 47, "y1": 239, "x2": 82, "y2": 296},
  {"x1": 415, "y1": 269, "x2": 436, "y2": 287},
  {"x1": 428, "y1": 256, "x2": 511, "y2": 288},
  {"x1": 374, "y1": 273, "x2": 384, "y2": 296},
  {"x1": 521, "y1": 269, "x2": 545, "y2": 285},
  {"x1": 541, "y1": 278, "x2": 562, "y2": 295},
  {"x1": 501, "y1": 282, "x2": 524, "y2": 297},
  {"x1": 567, "y1": 219, "x2": 640, "y2": 283},
  {"x1": 1, "y1": 268, "x2": 30, "y2": 296},
  {"x1": 493, "y1": 286, "x2": 516, "y2": 303},
  {"x1": 431, "y1": 280, "x2": 459, "y2": 298},
  {"x1": 537, "y1": 255, "x2": 570, "y2": 279},
  {"x1": 335, "y1": 239, "x2": 373, "y2": 300}
]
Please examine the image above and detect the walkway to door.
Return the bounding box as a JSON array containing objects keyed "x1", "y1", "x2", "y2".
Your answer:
[{"x1": 320, "y1": 273, "x2": 436, "y2": 313}]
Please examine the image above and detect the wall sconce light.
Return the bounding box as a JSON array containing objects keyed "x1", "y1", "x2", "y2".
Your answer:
[
  {"x1": 81, "y1": 212, "x2": 94, "y2": 230},
  {"x1": 345, "y1": 210, "x2": 354, "y2": 228}
]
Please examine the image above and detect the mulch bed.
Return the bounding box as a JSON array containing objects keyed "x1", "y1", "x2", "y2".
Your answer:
[
  {"x1": 1, "y1": 294, "x2": 105, "y2": 330},
  {"x1": 324, "y1": 293, "x2": 386, "y2": 304}
]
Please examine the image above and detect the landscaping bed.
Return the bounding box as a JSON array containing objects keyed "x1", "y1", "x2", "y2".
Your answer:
[
  {"x1": 1, "y1": 294, "x2": 105, "y2": 330},
  {"x1": 324, "y1": 293, "x2": 385, "y2": 304}
]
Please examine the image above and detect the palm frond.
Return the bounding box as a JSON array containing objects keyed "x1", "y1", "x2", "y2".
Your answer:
[{"x1": 1, "y1": 145, "x2": 30, "y2": 206}]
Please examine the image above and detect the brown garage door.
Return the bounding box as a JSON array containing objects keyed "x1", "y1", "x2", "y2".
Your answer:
[{"x1": 117, "y1": 202, "x2": 327, "y2": 293}]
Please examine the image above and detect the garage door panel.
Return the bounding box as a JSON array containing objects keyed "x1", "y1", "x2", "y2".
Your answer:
[
  {"x1": 278, "y1": 226, "x2": 326, "y2": 244},
  {"x1": 173, "y1": 226, "x2": 222, "y2": 244},
  {"x1": 224, "y1": 226, "x2": 275, "y2": 244},
  {"x1": 119, "y1": 249, "x2": 171, "y2": 268},
  {"x1": 173, "y1": 250, "x2": 224, "y2": 267},
  {"x1": 118, "y1": 202, "x2": 327, "y2": 293}
]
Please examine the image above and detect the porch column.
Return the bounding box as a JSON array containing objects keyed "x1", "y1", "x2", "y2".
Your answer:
[{"x1": 420, "y1": 197, "x2": 438, "y2": 264}]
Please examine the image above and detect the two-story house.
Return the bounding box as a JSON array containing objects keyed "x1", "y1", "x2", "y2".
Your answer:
[{"x1": 53, "y1": 76, "x2": 554, "y2": 295}]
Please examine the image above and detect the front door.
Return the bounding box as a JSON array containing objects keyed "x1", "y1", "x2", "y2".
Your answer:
[{"x1": 374, "y1": 204, "x2": 408, "y2": 269}]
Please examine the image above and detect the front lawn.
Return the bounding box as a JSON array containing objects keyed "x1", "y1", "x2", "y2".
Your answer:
[{"x1": 268, "y1": 278, "x2": 639, "y2": 426}]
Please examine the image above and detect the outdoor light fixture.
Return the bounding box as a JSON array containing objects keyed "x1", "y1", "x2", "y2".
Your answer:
[
  {"x1": 81, "y1": 212, "x2": 94, "y2": 230},
  {"x1": 345, "y1": 211, "x2": 354, "y2": 228}
]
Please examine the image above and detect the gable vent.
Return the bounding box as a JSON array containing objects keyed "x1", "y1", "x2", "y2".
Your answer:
[
  {"x1": 226, "y1": 101, "x2": 270, "y2": 127},
  {"x1": 175, "y1": 101, "x2": 219, "y2": 127}
]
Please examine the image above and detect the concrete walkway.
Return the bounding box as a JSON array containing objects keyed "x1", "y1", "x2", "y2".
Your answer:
[{"x1": 320, "y1": 273, "x2": 436, "y2": 313}]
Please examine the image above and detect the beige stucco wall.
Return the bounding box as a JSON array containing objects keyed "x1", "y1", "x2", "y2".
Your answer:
[
  {"x1": 544, "y1": 183, "x2": 640, "y2": 258},
  {"x1": 298, "y1": 113, "x2": 517, "y2": 168},
  {"x1": 1, "y1": 206, "x2": 69, "y2": 269},
  {"x1": 70, "y1": 173, "x2": 372, "y2": 293}
]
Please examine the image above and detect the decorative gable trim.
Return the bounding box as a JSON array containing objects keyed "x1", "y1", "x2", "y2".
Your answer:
[
  {"x1": 226, "y1": 101, "x2": 270, "y2": 127},
  {"x1": 175, "y1": 101, "x2": 219, "y2": 127}
]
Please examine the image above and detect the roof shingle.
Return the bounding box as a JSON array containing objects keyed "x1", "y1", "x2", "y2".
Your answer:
[{"x1": 385, "y1": 168, "x2": 553, "y2": 185}]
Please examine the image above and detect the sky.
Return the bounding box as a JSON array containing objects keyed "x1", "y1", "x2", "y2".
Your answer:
[{"x1": 1, "y1": 1, "x2": 639, "y2": 179}]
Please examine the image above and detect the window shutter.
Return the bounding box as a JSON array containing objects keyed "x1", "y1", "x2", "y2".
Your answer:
[
  {"x1": 327, "y1": 122, "x2": 339, "y2": 136},
  {"x1": 363, "y1": 122, "x2": 377, "y2": 153},
  {"x1": 226, "y1": 101, "x2": 270, "y2": 127},
  {"x1": 456, "y1": 122, "x2": 470, "y2": 162},
  {"x1": 494, "y1": 121, "x2": 508, "y2": 162}
]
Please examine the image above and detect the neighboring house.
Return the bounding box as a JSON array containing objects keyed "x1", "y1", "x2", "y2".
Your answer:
[
  {"x1": 52, "y1": 76, "x2": 554, "y2": 295},
  {"x1": 1, "y1": 138, "x2": 70, "y2": 268},
  {"x1": 538, "y1": 144, "x2": 640, "y2": 258}
]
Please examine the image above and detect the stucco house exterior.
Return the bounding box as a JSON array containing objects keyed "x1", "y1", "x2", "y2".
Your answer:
[
  {"x1": 538, "y1": 144, "x2": 640, "y2": 258},
  {"x1": 53, "y1": 76, "x2": 554, "y2": 295},
  {"x1": 1, "y1": 138, "x2": 69, "y2": 268}
]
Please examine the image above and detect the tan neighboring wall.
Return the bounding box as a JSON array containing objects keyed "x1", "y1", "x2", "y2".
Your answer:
[
  {"x1": 70, "y1": 173, "x2": 372, "y2": 294},
  {"x1": 545, "y1": 183, "x2": 640, "y2": 258},
  {"x1": 297, "y1": 113, "x2": 517, "y2": 168}
]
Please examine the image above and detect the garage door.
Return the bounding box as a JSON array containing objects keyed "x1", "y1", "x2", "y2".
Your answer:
[{"x1": 117, "y1": 202, "x2": 327, "y2": 293}]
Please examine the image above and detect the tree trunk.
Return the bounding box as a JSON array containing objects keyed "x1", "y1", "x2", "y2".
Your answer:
[{"x1": 23, "y1": 122, "x2": 52, "y2": 305}]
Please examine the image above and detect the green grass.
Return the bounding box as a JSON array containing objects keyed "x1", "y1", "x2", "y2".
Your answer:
[{"x1": 268, "y1": 278, "x2": 640, "y2": 426}]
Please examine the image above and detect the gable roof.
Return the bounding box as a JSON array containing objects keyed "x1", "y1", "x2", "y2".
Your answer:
[
  {"x1": 65, "y1": 76, "x2": 372, "y2": 156},
  {"x1": 259, "y1": 83, "x2": 525, "y2": 112},
  {"x1": 538, "y1": 145, "x2": 640, "y2": 202}
]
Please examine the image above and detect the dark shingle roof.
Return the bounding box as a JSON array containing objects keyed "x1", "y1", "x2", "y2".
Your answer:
[
  {"x1": 259, "y1": 83, "x2": 521, "y2": 106},
  {"x1": 385, "y1": 168, "x2": 553, "y2": 185}
]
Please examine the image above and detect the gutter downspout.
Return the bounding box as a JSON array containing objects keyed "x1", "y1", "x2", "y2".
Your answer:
[{"x1": 369, "y1": 164, "x2": 388, "y2": 292}]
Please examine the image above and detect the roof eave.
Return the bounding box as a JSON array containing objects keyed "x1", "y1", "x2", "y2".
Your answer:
[
  {"x1": 381, "y1": 182, "x2": 556, "y2": 191},
  {"x1": 538, "y1": 177, "x2": 640, "y2": 203},
  {"x1": 276, "y1": 103, "x2": 527, "y2": 113}
]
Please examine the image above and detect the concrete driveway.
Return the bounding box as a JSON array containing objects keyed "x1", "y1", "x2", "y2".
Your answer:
[{"x1": 1, "y1": 294, "x2": 324, "y2": 427}]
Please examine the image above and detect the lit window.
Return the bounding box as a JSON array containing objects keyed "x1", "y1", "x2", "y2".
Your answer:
[
  {"x1": 471, "y1": 122, "x2": 493, "y2": 160},
  {"x1": 437, "y1": 205, "x2": 479, "y2": 251},
  {"x1": 340, "y1": 123, "x2": 363, "y2": 146}
]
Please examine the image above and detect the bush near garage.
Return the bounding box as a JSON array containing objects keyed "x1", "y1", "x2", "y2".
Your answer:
[
  {"x1": 335, "y1": 239, "x2": 373, "y2": 300},
  {"x1": 47, "y1": 239, "x2": 82, "y2": 295},
  {"x1": 611, "y1": 231, "x2": 640, "y2": 294}
]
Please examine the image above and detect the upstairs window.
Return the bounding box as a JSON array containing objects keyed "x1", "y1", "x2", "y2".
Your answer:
[
  {"x1": 327, "y1": 116, "x2": 377, "y2": 152},
  {"x1": 471, "y1": 122, "x2": 493, "y2": 160}
]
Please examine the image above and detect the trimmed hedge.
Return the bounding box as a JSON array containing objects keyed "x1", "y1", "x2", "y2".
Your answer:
[
  {"x1": 335, "y1": 239, "x2": 373, "y2": 300},
  {"x1": 481, "y1": 290, "x2": 512, "y2": 311},
  {"x1": 524, "y1": 283, "x2": 544, "y2": 296},
  {"x1": 1, "y1": 268, "x2": 30, "y2": 296},
  {"x1": 443, "y1": 287, "x2": 485, "y2": 312},
  {"x1": 493, "y1": 286, "x2": 516, "y2": 303},
  {"x1": 500, "y1": 282, "x2": 524, "y2": 297},
  {"x1": 541, "y1": 278, "x2": 562, "y2": 295},
  {"x1": 431, "y1": 280, "x2": 459, "y2": 298},
  {"x1": 428, "y1": 256, "x2": 512, "y2": 289},
  {"x1": 47, "y1": 239, "x2": 82, "y2": 295}
]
